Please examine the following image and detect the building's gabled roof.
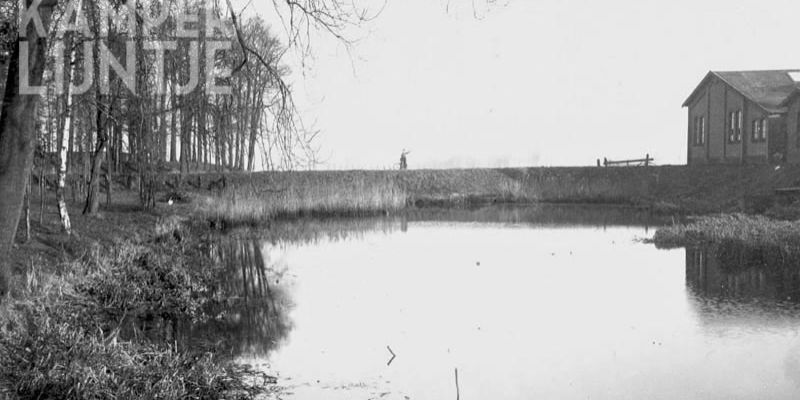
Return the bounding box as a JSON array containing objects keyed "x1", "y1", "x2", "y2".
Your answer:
[{"x1": 682, "y1": 70, "x2": 800, "y2": 114}]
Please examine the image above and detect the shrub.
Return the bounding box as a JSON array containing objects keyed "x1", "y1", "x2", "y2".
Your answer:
[
  {"x1": 0, "y1": 236, "x2": 271, "y2": 399},
  {"x1": 73, "y1": 240, "x2": 213, "y2": 323},
  {"x1": 0, "y1": 302, "x2": 267, "y2": 400}
]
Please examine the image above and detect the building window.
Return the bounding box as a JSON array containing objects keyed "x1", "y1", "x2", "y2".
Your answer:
[
  {"x1": 728, "y1": 110, "x2": 743, "y2": 143},
  {"x1": 692, "y1": 116, "x2": 706, "y2": 146},
  {"x1": 737, "y1": 110, "x2": 743, "y2": 142},
  {"x1": 752, "y1": 118, "x2": 767, "y2": 142},
  {"x1": 699, "y1": 116, "x2": 706, "y2": 145},
  {"x1": 728, "y1": 112, "x2": 735, "y2": 142}
]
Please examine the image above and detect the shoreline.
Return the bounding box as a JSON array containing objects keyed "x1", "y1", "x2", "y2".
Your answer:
[
  {"x1": 157, "y1": 164, "x2": 800, "y2": 220},
  {"x1": 0, "y1": 192, "x2": 277, "y2": 399},
  {"x1": 5, "y1": 163, "x2": 800, "y2": 397}
]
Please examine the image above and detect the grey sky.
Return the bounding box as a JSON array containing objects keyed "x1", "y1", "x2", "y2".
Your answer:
[{"x1": 246, "y1": 0, "x2": 800, "y2": 169}]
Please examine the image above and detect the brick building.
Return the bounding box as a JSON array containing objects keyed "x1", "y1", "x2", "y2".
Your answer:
[{"x1": 683, "y1": 70, "x2": 800, "y2": 164}]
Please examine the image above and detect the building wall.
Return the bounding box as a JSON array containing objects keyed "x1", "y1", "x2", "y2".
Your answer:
[
  {"x1": 767, "y1": 115, "x2": 787, "y2": 163},
  {"x1": 746, "y1": 103, "x2": 769, "y2": 163},
  {"x1": 786, "y1": 100, "x2": 800, "y2": 164},
  {"x1": 686, "y1": 78, "x2": 771, "y2": 164},
  {"x1": 687, "y1": 88, "x2": 709, "y2": 164},
  {"x1": 723, "y1": 89, "x2": 745, "y2": 162},
  {"x1": 708, "y1": 80, "x2": 726, "y2": 161}
]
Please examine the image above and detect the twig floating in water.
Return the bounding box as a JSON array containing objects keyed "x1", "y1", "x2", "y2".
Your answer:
[{"x1": 387, "y1": 345, "x2": 397, "y2": 366}]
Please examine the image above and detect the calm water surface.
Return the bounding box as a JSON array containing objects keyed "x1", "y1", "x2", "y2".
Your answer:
[{"x1": 205, "y1": 206, "x2": 800, "y2": 400}]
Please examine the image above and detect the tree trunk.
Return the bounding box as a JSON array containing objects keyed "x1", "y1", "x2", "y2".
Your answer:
[
  {"x1": 84, "y1": 2, "x2": 106, "y2": 216},
  {"x1": 0, "y1": 0, "x2": 57, "y2": 297},
  {"x1": 23, "y1": 175, "x2": 31, "y2": 242},
  {"x1": 66, "y1": 99, "x2": 74, "y2": 172},
  {"x1": 83, "y1": 117, "x2": 91, "y2": 194},
  {"x1": 38, "y1": 158, "x2": 45, "y2": 225},
  {"x1": 179, "y1": 98, "x2": 189, "y2": 174},
  {"x1": 83, "y1": 136, "x2": 107, "y2": 214},
  {"x1": 226, "y1": 101, "x2": 233, "y2": 169},
  {"x1": 57, "y1": 88, "x2": 73, "y2": 234},
  {"x1": 170, "y1": 85, "x2": 177, "y2": 163},
  {"x1": 56, "y1": 17, "x2": 84, "y2": 234},
  {"x1": 105, "y1": 142, "x2": 112, "y2": 207},
  {"x1": 247, "y1": 91, "x2": 264, "y2": 171},
  {"x1": 114, "y1": 114, "x2": 122, "y2": 171},
  {"x1": 157, "y1": 93, "x2": 167, "y2": 162}
]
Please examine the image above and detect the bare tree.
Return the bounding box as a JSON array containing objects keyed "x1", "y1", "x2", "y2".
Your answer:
[
  {"x1": 82, "y1": 0, "x2": 108, "y2": 215},
  {"x1": 54, "y1": 0, "x2": 87, "y2": 232},
  {"x1": 0, "y1": 0, "x2": 59, "y2": 296}
]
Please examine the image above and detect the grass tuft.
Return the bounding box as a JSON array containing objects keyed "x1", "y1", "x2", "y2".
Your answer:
[
  {"x1": 0, "y1": 306, "x2": 264, "y2": 400},
  {"x1": 651, "y1": 213, "x2": 800, "y2": 251}
]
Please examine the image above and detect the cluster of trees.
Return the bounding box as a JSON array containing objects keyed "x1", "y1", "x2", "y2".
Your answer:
[
  {"x1": 12, "y1": 0, "x2": 311, "y2": 221},
  {"x1": 0, "y1": 0, "x2": 373, "y2": 296},
  {"x1": 0, "y1": 0, "x2": 498, "y2": 296}
]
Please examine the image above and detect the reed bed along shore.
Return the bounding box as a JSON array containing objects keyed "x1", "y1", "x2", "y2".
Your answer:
[
  {"x1": 197, "y1": 168, "x2": 546, "y2": 227},
  {"x1": 183, "y1": 164, "x2": 800, "y2": 224},
  {"x1": 651, "y1": 214, "x2": 800, "y2": 251},
  {"x1": 201, "y1": 173, "x2": 409, "y2": 226},
  {"x1": 197, "y1": 166, "x2": 683, "y2": 227}
]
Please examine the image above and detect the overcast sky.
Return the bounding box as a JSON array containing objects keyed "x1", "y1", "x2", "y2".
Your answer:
[{"x1": 243, "y1": 0, "x2": 800, "y2": 169}]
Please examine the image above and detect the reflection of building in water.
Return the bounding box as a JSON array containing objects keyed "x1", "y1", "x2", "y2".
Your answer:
[{"x1": 686, "y1": 246, "x2": 800, "y2": 302}]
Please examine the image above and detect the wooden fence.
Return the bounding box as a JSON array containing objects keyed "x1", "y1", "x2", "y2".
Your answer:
[{"x1": 597, "y1": 154, "x2": 654, "y2": 167}]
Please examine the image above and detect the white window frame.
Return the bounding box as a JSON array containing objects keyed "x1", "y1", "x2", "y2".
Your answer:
[{"x1": 699, "y1": 116, "x2": 705, "y2": 145}]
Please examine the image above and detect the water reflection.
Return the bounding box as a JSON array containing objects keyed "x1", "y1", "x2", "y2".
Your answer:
[
  {"x1": 184, "y1": 238, "x2": 294, "y2": 357},
  {"x1": 403, "y1": 203, "x2": 668, "y2": 228},
  {"x1": 224, "y1": 204, "x2": 669, "y2": 248},
  {"x1": 196, "y1": 205, "x2": 800, "y2": 400},
  {"x1": 686, "y1": 244, "x2": 800, "y2": 327},
  {"x1": 190, "y1": 204, "x2": 658, "y2": 360},
  {"x1": 684, "y1": 244, "x2": 800, "y2": 397}
]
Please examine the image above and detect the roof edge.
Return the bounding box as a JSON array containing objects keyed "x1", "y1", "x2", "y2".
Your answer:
[
  {"x1": 780, "y1": 88, "x2": 800, "y2": 107},
  {"x1": 682, "y1": 72, "x2": 714, "y2": 108},
  {"x1": 683, "y1": 71, "x2": 784, "y2": 114}
]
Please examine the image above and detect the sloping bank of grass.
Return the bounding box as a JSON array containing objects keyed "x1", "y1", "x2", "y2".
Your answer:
[
  {"x1": 184, "y1": 164, "x2": 800, "y2": 223},
  {"x1": 195, "y1": 169, "x2": 543, "y2": 227},
  {"x1": 0, "y1": 221, "x2": 274, "y2": 399},
  {"x1": 651, "y1": 214, "x2": 800, "y2": 252}
]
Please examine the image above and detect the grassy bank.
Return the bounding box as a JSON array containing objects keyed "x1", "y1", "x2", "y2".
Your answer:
[
  {"x1": 9, "y1": 163, "x2": 800, "y2": 396},
  {"x1": 180, "y1": 164, "x2": 800, "y2": 226},
  {"x1": 1, "y1": 199, "x2": 275, "y2": 399},
  {"x1": 651, "y1": 214, "x2": 800, "y2": 251},
  {"x1": 200, "y1": 172, "x2": 408, "y2": 226}
]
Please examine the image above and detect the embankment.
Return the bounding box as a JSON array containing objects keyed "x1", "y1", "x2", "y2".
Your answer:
[{"x1": 179, "y1": 164, "x2": 800, "y2": 217}]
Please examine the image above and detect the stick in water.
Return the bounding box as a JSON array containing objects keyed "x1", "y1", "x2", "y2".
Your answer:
[{"x1": 455, "y1": 368, "x2": 460, "y2": 400}]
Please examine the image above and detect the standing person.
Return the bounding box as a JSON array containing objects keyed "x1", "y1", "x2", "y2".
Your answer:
[{"x1": 400, "y1": 150, "x2": 410, "y2": 170}]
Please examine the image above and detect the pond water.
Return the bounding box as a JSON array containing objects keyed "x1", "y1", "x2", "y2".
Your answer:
[{"x1": 202, "y1": 205, "x2": 800, "y2": 400}]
